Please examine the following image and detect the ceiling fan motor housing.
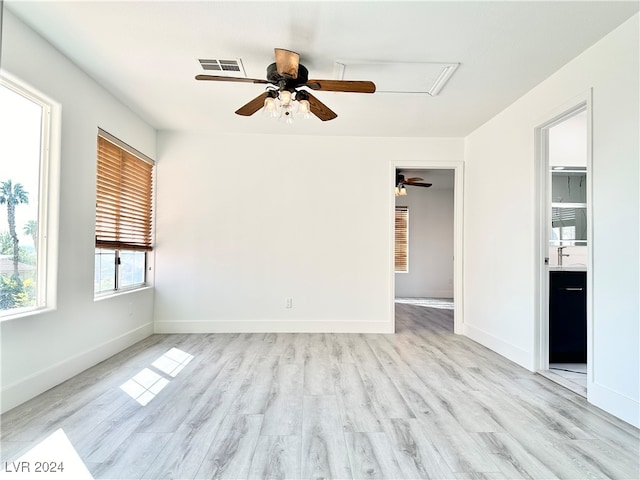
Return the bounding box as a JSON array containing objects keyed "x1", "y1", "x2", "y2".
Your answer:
[{"x1": 267, "y1": 63, "x2": 309, "y2": 91}]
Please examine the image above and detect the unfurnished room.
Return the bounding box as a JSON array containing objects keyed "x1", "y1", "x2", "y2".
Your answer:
[{"x1": 0, "y1": 1, "x2": 638, "y2": 479}]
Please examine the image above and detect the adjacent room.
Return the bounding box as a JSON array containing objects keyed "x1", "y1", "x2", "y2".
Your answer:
[{"x1": 1, "y1": 2, "x2": 638, "y2": 479}]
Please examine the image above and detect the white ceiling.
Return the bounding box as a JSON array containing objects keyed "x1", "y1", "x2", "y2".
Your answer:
[{"x1": 6, "y1": 1, "x2": 638, "y2": 137}]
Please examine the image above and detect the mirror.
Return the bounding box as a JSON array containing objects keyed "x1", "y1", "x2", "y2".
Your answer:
[{"x1": 550, "y1": 168, "x2": 587, "y2": 246}]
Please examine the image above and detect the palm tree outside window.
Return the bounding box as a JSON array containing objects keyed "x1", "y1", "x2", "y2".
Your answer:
[{"x1": 0, "y1": 76, "x2": 55, "y2": 316}]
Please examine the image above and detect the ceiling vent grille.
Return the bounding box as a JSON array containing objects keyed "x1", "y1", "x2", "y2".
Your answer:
[{"x1": 198, "y1": 58, "x2": 246, "y2": 77}]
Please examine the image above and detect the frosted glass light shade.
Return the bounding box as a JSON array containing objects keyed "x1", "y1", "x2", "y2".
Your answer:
[
  {"x1": 279, "y1": 90, "x2": 292, "y2": 106},
  {"x1": 263, "y1": 97, "x2": 278, "y2": 117}
]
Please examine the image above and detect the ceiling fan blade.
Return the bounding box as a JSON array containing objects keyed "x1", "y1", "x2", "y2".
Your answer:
[
  {"x1": 306, "y1": 79, "x2": 376, "y2": 93},
  {"x1": 306, "y1": 92, "x2": 338, "y2": 121},
  {"x1": 235, "y1": 92, "x2": 269, "y2": 116},
  {"x1": 274, "y1": 48, "x2": 300, "y2": 79},
  {"x1": 405, "y1": 177, "x2": 424, "y2": 182},
  {"x1": 407, "y1": 182, "x2": 432, "y2": 188},
  {"x1": 195, "y1": 74, "x2": 269, "y2": 84}
]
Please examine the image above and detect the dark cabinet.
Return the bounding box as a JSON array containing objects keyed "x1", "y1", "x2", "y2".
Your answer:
[{"x1": 549, "y1": 271, "x2": 587, "y2": 363}]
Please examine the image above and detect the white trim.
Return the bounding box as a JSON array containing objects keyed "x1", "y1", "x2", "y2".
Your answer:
[
  {"x1": 427, "y1": 63, "x2": 459, "y2": 96},
  {"x1": 97, "y1": 128, "x2": 155, "y2": 165},
  {"x1": 464, "y1": 323, "x2": 533, "y2": 370},
  {"x1": 0, "y1": 322, "x2": 153, "y2": 414},
  {"x1": 154, "y1": 320, "x2": 393, "y2": 334},
  {"x1": 407, "y1": 290, "x2": 454, "y2": 299},
  {"x1": 534, "y1": 92, "x2": 592, "y2": 377},
  {"x1": 94, "y1": 285, "x2": 154, "y2": 302},
  {"x1": 589, "y1": 382, "x2": 640, "y2": 428},
  {"x1": 0, "y1": 72, "x2": 61, "y2": 318},
  {"x1": 389, "y1": 160, "x2": 464, "y2": 334},
  {"x1": 0, "y1": 305, "x2": 56, "y2": 323}
]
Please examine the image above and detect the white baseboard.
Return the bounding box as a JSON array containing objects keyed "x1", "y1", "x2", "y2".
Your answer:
[
  {"x1": 395, "y1": 290, "x2": 454, "y2": 299},
  {"x1": 154, "y1": 319, "x2": 394, "y2": 334},
  {"x1": 1, "y1": 322, "x2": 153, "y2": 414},
  {"x1": 588, "y1": 381, "x2": 640, "y2": 428},
  {"x1": 463, "y1": 323, "x2": 533, "y2": 370}
]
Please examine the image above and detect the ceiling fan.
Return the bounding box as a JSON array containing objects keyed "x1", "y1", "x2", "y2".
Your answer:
[
  {"x1": 195, "y1": 48, "x2": 376, "y2": 121},
  {"x1": 396, "y1": 172, "x2": 432, "y2": 196}
]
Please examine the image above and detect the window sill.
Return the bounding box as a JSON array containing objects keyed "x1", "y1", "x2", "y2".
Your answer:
[
  {"x1": 0, "y1": 306, "x2": 56, "y2": 323},
  {"x1": 94, "y1": 285, "x2": 153, "y2": 302}
]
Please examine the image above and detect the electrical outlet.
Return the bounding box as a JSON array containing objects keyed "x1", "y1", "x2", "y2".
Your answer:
[{"x1": 285, "y1": 298, "x2": 293, "y2": 309}]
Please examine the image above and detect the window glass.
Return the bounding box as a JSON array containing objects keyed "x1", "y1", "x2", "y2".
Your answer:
[
  {"x1": 94, "y1": 249, "x2": 116, "y2": 293},
  {"x1": 119, "y1": 251, "x2": 146, "y2": 289},
  {"x1": 0, "y1": 79, "x2": 50, "y2": 315}
]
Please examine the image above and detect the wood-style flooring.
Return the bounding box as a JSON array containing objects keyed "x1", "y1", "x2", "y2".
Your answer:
[{"x1": 2, "y1": 304, "x2": 639, "y2": 479}]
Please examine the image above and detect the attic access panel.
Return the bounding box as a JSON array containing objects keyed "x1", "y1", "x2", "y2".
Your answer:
[{"x1": 334, "y1": 61, "x2": 459, "y2": 95}]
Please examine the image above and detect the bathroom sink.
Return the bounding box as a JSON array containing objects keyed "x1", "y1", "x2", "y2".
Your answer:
[{"x1": 549, "y1": 266, "x2": 587, "y2": 272}]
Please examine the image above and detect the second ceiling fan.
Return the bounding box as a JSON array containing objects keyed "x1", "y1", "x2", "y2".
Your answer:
[
  {"x1": 396, "y1": 172, "x2": 432, "y2": 196},
  {"x1": 196, "y1": 48, "x2": 376, "y2": 121}
]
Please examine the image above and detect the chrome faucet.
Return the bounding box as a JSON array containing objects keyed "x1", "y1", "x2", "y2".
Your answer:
[{"x1": 557, "y1": 246, "x2": 570, "y2": 266}]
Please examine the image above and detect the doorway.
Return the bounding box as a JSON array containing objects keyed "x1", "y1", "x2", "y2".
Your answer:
[
  {"x1": 389, "y1": 161, "x2": 464, "y2": 334},
  {"x1": 535, "y1": 99, "x2": 592, "y2": 397}
]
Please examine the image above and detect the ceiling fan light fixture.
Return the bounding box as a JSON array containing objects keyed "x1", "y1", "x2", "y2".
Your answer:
[
  {"x1": 262, "y1": 94, "x2": 279, "y2": 117},
  {"x1": 294, "y1": 90, "x2": 311, "y2": 119},
  {"x1": 298, "y1": 99, "x2": 311, "y2": 119},
  {"x1": 400, "y1": 186, "x2": 407, "y2": 196},
  {"x1": 196, "y1": 48, "x2": 374, "y2": 122},
  {"x1": 279, "y1": 103, "x2": 296, "y2": 124},
  {"x1": 279, "y1": 89, "x2": 292, "y2": 106}
]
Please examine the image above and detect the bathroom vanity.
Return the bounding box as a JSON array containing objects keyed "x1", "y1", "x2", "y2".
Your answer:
[{"x1": 549, "y1": 268, "x2": 587, "y2": 363}]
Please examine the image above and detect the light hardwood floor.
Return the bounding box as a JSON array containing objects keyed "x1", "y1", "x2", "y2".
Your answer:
[{"x1": 2, "y1": 304, "x2": 639, "y2": 479}]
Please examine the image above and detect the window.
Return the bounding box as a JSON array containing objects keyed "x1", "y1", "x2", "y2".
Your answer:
[
  {"x1": 0, "y1": 76, "x2": 55, "y2": 317},
  {"x1": 95, "y1": 131, "x2": 154, "y2": 295},
  {"x1": 395, "y1": 206, "x2": 408, "y2": 273}
]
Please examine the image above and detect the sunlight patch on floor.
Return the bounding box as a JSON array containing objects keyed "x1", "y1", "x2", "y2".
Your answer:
[
  {"x1": 152, "y1": 347, "x2": 194, "y2": 377},
  {"x1": 120, "y1": 368, "x2": 170, "y2": 406},
  {"x1": 120, "y1": 347, "x2": 194, "y2": 406},
  {"x1": 0, "y1": 429, "x2": 93, "y2": 479}
]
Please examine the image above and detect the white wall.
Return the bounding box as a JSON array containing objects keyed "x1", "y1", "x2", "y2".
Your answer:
[
  {"x1": 548, "y1": 109, "x2": 587, "y2": 167},
  {"x1": 395, "y1": 182, "x2": 454, "y2": 298},
  {"x1": 464, "y1": 14, "x2": 639, "y2": 426},
  {"x1": 0, "y1": 11, "x2": 157, "y2": 413},
  {"x1": 153, "y1": 134, "x2": 463, "y2": 333}
]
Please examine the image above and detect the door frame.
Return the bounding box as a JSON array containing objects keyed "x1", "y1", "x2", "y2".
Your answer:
[
  {"x1": 389, "y1": 160, "x2": 464, "y2": 334},
  {"x1": 533, "y1": 90, "x2": 593, "y2": 386}
]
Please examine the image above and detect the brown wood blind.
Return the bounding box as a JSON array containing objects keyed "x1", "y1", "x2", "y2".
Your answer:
[
  {"x1": 395, "y1": 206, "x2": 408, "y2": 272},
  {"x1": 96, "y1": 135, "x2": 154, "y2": 251}
]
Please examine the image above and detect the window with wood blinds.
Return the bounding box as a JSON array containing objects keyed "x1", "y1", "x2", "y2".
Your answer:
[
  {"x1": 95, "y1": 131, "x2": 154, "y2": 295},
  {"x1": 96, "y1": 133, "x2": 154, "y2": 251},
  {"x1": 395, "y1": 206, "x2": 408, "y2": 273}
]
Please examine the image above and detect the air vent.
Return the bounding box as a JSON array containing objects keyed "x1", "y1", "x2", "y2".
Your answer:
[{"x1": 197, "y1": 58, "x2": 246, "y2": 77}]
